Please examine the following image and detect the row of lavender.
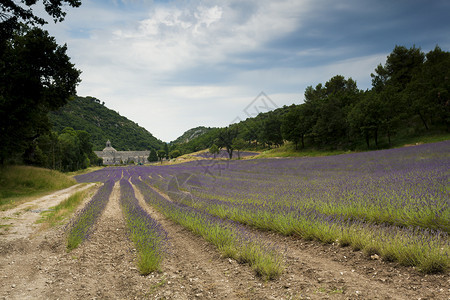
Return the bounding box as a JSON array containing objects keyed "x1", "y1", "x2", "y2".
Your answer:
[
  {"x1": 66, "y1": 179, "x2": 115, "y2": 250},
  {"x1": 74, "y1": 141, "x2": 449, "y2": 273},
  {"x1": 131, "y1": 176, "x2": 284, "y2": 279},
  {"x1": 119, "y1": 178, "x2": 168, "y2": 274},
  {"x1": 66, "y1": 171, "x2": 168, "y2": 275}
]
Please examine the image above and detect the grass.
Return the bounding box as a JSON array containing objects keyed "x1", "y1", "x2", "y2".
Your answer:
[
  {"x1": 66, "y1": 166, "x2": 105, "y2": 177},
  {"x1": 38, "y1": 184, "x2": 97, "y2": 229},
  {"x1": 386, "y1": 130, "x2": 450, "y2": 149},
  {"x1": 0, "y1": 165, "x2": 76, "y2": 210},
  {"x1": 256, "y1": 143, "x2": 349, "y2": 159},
  {"x1": 256, "y1": 132, "x2": 450, "y2": 159}
]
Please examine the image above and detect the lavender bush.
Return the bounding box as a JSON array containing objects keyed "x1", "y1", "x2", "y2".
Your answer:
[
  {"x1": 66, "y1": 179, "x2": 114, "y2": 250},
  {"x1": 119, "y1": 178, "x2": 167, "y2": 274},
  {"x1": 132, "y1": 176, "x2": 284, "y2": 280}
]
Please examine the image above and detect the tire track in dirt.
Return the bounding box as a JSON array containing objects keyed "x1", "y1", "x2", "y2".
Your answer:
[
  {"x1": 40, "y1": 181, "x2": 156, "y2": 299},
  {"x1": 0, "y1": 183, "x2": 98, "y2": 299},
  {"x1": 0, "y1": 183, "x2": 97, "y2": 242}
]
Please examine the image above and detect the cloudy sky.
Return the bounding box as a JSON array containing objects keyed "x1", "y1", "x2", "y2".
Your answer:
[{"x1": 44, "y1": 0, "x2": 450, "y2": 142}]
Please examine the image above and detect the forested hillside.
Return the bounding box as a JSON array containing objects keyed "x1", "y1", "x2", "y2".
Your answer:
[
  {"x1": 49, "y1": 96, "x2": 164, "y2": 151},
  {"x1": 171, "y1": 45, "x2": 449, "y2": 156}
]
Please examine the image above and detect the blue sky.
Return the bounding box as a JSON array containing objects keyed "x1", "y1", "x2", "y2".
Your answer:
[{"x1": 44, "y1": 0, "x2": 450, "y2": 142}]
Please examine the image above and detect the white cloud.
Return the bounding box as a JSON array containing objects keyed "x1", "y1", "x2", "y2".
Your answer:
[{"x1": 40, "y1": 0, "x2": 449, "y2": 142}]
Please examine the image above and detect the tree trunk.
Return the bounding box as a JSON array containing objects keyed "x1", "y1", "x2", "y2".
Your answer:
[
  {"x1": 418, "y1": 112, "x2": 429, "y2": 130},
  {"x1": 387, "y1": 128, "x2": 391, "y2": 146},
  {"x1": 374, "y1": 128, "x2": 378, "y2": 147},
  {"x1": 227, "y1": 147, "x2": 233, "y2": 159}
]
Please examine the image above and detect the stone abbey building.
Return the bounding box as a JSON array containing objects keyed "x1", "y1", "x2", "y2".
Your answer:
[{"x1": 94, "y1": 140, "x2": 150, "y2": 165}]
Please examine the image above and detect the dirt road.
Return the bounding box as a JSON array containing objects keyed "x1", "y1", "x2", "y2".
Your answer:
[{"x1": 1, "y1": 182, "x2": 448, "y2": 299}]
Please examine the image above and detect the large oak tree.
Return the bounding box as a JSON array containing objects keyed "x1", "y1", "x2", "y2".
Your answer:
[{"x1": 1, "y1": 0, "x2": 81, "y2": 164}]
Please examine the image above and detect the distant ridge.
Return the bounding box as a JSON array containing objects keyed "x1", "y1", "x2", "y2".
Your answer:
[
  {"x1": 49, "y1": 96, "x2": 164, "y2": 151},
  {"x1": 171, "y1": 126, "x2": 216, "y2": 144}
]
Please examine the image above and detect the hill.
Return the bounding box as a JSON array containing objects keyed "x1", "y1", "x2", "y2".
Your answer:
[
  {"x1": 171, "y1": 126, "x2": 216, "y2": 144},
  {"x1": 49, "y1": 96, "x2": 164, "y2": 151},
  {"x1": 170, "y1": 105, "x2": 291, "y2": 154}
]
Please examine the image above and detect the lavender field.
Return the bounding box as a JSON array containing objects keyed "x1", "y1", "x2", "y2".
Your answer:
[{"x1": 75, "y1": 141, "x2": 450, "y2": 273}]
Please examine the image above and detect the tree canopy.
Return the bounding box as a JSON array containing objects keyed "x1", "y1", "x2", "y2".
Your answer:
[
  {"x1": 217, "y1": 127, "x2": 239, "y2": 159},
  {"x1": 148, "y1": 149, "x2": 158, "y2": 162},
  {"x1": 0, "y1": 26, "x2": 81, "y2": 164},
  {"x1": 0, "y1": 0, "x2": 82, "y2": 169},
  {"x1": 170, "y1": 45, "x2": 449, "y2": 154},
  {"x1": 0, "y1": 0, "x2": 81, "y2": 26},
  {"x1": 50, "y1": 96, "x2": 164, "y2": 151},
  {"x1": 23, "y1": 127, "x2": 101, "y2": 171}
]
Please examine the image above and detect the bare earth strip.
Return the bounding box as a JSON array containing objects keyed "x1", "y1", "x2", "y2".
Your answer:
[
  {"x1": 0, "y1": 183, "x2": 96, "y2": 242},
  {"x1": 0, "y1": 182, "x2": 449, "y2": 299}
]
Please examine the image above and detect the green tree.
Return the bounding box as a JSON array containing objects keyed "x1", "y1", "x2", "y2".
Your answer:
[
  {"x1": 371, "y1": 45, "x2": 424, "y2": 92},
  {"x1": 23, "y1": 127, "x2": 97, "y2": 172},
  {"x1": 262, "y1": 114, "x2": 283, "y2": 148},
  {"x1": 370, "y1": 46, "x2": 425, "y2": 145},
  {"x1": 76, "y1": 130, "x2": 98, "y2": 169},
  {"x1": 281, "y1": 104, "x2": 311, "y2": 149},
  {"x1": 157, "y1": 150, "x2": 166, "y2": 164},
  {"x1": 58, "y1": 128, "x2": 81, "y2": 172},
  {"x1": 304, "y1": 76, "x2": 360, "y2": 147},
  {"x1": 217, "y1": 127, "x2": 238, "y2": 159},
  {"x1": 164, "y1": 143, "x2": 169, "y2": 159},
  {"x1": 348, "y1": 91, "x2": 384, "y2": 148},
  {"x1": 239, "y1": 121, "x2": 259, "y2": 147},
  {"x1": 405, "y1": 46, "x2": 450, "y2": 131},
  {"x1": 148, "y1": 149, "x2": 158, "y2": 162},
  {"x1": 169, "y1": 150, "x2": 181, "y2": 159},
  {"x1": 370, "y1": 46, "x2": 425, "y2": 144},
  {"x1": 209, "y1": 144, "x2": 220, "y2": 159},
  {"x1": 281, "y1": 105, "x2": 300, "y2": 149},
  {"x1": 36, "y1": 131, "x2": 60, "y2": 169},
  {"x1": 0, "y1": 26, "x2": 81, "y2": 164},
  {"x1": 232, "y1": 138, "x2": 246, "y2": 159}
]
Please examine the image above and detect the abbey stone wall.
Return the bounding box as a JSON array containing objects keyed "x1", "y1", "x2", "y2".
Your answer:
[{"x1": 94, "y1": 140, "x2": 150, "y2": 165}]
